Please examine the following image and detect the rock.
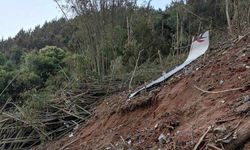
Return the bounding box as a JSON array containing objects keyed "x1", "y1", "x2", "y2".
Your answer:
[{"x1": 219, "y1": 80, "x2": 224, "y2": 85}]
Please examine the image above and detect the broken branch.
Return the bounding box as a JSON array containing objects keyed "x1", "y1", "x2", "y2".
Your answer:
[{"x1": 193, "y1": 126, "x2": 212, "y2": 150}]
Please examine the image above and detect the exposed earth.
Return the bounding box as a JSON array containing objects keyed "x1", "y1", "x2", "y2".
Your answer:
[{"x1": 37, "y1": 35, "x2": 250, "y2": 150}]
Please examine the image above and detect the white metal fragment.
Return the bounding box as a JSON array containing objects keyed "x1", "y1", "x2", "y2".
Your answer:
[{"x1": 129, "y1": 31, "x2": 210, "y2": 99}]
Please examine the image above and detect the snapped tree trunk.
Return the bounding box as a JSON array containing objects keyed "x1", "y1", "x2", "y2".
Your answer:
[
  {"x1": 176, "y1": 12, "x2": 179, "y2": 55},
  {"x1": 224, "y1": 119, "x2": 250, "y2": 150},
  {"x1": 232, "y1": 0, "x2": 240, "y2": 33},
  {"x1": 127, "y1": 16, "x2": 131, "y2": 43},
  {"x1": 248, "y1": 6, "x2": 250, "y2": 25}
]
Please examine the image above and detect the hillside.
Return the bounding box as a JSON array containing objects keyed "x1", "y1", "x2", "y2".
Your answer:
[
  {"x1": 0, "y1": 1, "x2": 249, "y2": 150},
  {"x1": 37, "y1": 35, "x2": 250, "y2": 149}
]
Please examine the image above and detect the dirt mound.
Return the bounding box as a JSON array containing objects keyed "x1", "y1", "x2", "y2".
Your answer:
[{"x1": 38, "y1": 35, "x2": 250, "y2": 150}]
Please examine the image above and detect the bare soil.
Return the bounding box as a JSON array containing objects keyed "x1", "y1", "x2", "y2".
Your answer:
[{"x1": 37, "y1": 36, "x2": 250, "y2": 150}]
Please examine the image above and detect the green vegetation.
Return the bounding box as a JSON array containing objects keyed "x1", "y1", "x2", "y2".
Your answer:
[
  {"x1": 0, "y1": 0, "x2": 249, "y2": 149},
  {"x1": 0, "y1": 0, "x2": 248, "y2": 104}
]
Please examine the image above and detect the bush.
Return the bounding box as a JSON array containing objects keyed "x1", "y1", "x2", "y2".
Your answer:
[
  {"x1": 14, "y1": 69, "x2": 42, "y2": 91},
  {"x1": 39, "y1": 46, "x2": 66, "y2": 63},
  {"x1": 24, "y1": 46, "x2": 66, "y2": 81}
]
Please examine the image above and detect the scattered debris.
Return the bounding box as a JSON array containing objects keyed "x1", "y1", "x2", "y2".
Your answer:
[
  {"x1": 194, "y1": 85, "x2": 247, "y2": 94},
  {"x1": 235, "y1": 102, "x2": 250, "y2": 114},
  {"x1": 219, "y1": 100, "x2": 225, "y2": 104},
  {"x1": 216, "y1": 118, "x2": 237, "y2": 124},
  {"x1": 206, "y1": 144, "x2": 222, "y2": 150},
  {"x1": 0, "y1": 79, "x2": 124, "y2": 150},
  {"x1": 219, "y1": 80, "x2": 224, "y2": 85},
  {"x1": 158, "y1": 133, "x2": 170, "y2": 144},
  {"x1": 69, "y1": 133, "x2": 74, "y2": 138},
  {"x1": 193, "y1": 126, "x2": 211, "y2": 150},
  {"x1": 129, "y1": 31, "x2": 210, "y2": 99},
  {"x1": 37, "y1": 32, "x2": 250, "y2": 150},
  {"x1": 176, "y1": 130, "x2": 180, "y2": 135},
  {"x1": 214, "y1": 125, "x2": 227, "y2": 133},
  {"x1": 234, "y1": 95, "x2": 250, "y2": 114},
  {"x1": 127, "y1": 139, "x2": 132, "y2": 145},
  {"x1": 154, "y1": 123, "x2": 159, "y2": 129}
]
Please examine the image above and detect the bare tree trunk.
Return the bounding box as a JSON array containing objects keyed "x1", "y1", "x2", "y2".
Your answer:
[
  {"x1": 129, "y1": 49, "x2": 144, "y2": 91},
  {"x1": 232, "y1": 0, "x2": 240, "y2": 33},
  {"x1": 180, "y1": 18, "x2": 184, "y2": 53},
  {"x1": 158, "y1": 50, "x2": 165, "y2": 74},
  {"x1": 176, "y1": 12, "x2": 179, "y2": 55},
  {"x1": 97, "y1": 48, "x2": 101, "y2": 77},
  {"x1": 198, "y1": 21, "x2": 202, "y2": 34},
  {"x1": 248, "y1": 6, "x2": 250, "y2": 25},
  {"x1": 54, "y1": 0, "x2": 69, "y2": 20},
  {"x1": 225, "y1": 0, "x2": 232, "y2": 35},
  {"x1": 224, "y1": 119, "x2": 250, "y2": 150},
  {"x1": 161, "y1": 20, "x2": 164, "y2": 38},
  {"x1": 147, "y1": 0, "x2": 152, "y2": 10},
  {"x1": 127, "y1": 16, "x2": 131, "y2": 43}
]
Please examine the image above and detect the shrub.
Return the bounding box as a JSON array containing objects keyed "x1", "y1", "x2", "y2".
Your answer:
[
  {"x1": 39, "y1": 46, "x2": 66, "y2": 63},
  {"x1": 14, "y1": 69, "x2": 42, "y2": 91},
  {"x1": 24, "y1": 46, "x2": 66, "y2": 82}
]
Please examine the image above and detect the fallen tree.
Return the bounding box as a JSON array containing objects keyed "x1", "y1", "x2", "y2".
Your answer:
[
  {"x1": 0, "y1": 78, "x2": 125, "y2": 150},
  {"x1": 224, "y1": 116, "x2": 250, "y2": 150}
]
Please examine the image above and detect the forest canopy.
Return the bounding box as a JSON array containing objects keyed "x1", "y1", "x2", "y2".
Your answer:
[{"x1": 0, "y1": 0, "x2": 249, "y2": 103}]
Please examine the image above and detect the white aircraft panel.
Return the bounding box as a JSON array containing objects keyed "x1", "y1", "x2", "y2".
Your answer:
[{"x1": 128, "y1": 31, "x2": 209, "y2": 99}]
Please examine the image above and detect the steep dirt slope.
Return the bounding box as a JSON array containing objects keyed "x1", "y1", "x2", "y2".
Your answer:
[{"x1": 39, "y1": 36, "x2": 250, "y2": 150}]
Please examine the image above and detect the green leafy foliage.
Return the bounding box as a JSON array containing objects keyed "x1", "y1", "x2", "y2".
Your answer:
[
  {"x1": 14, "y1": 69, "x2": 42, "y2": 91},
  {"x1": 10, "y1": 45, "x2": 23, "y2": 65},
  {"x1": 0, "y1": 0, "x2": 248, "y2": 110},
  {"x1": 24, "y1": 46, "x2": 66, "y2": 81},
  {"x1": 0, "y1": 46, "x2": 67, "y2": 105}
]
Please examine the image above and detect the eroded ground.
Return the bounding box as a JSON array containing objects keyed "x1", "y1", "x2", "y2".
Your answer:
[{"x1": 38, "y1": 36, "x2": 250, "y2": 150}]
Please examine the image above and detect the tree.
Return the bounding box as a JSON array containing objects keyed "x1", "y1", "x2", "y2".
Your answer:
[
  {"x1": 0, "y1": 52, "x2": 7, "y2": 65},
  {"x1": 225, "y1": 0, "x2": 232, "y2": 35},
  {"x1": 10, "y1": 45, "x2": 22, "y2": 65}
]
